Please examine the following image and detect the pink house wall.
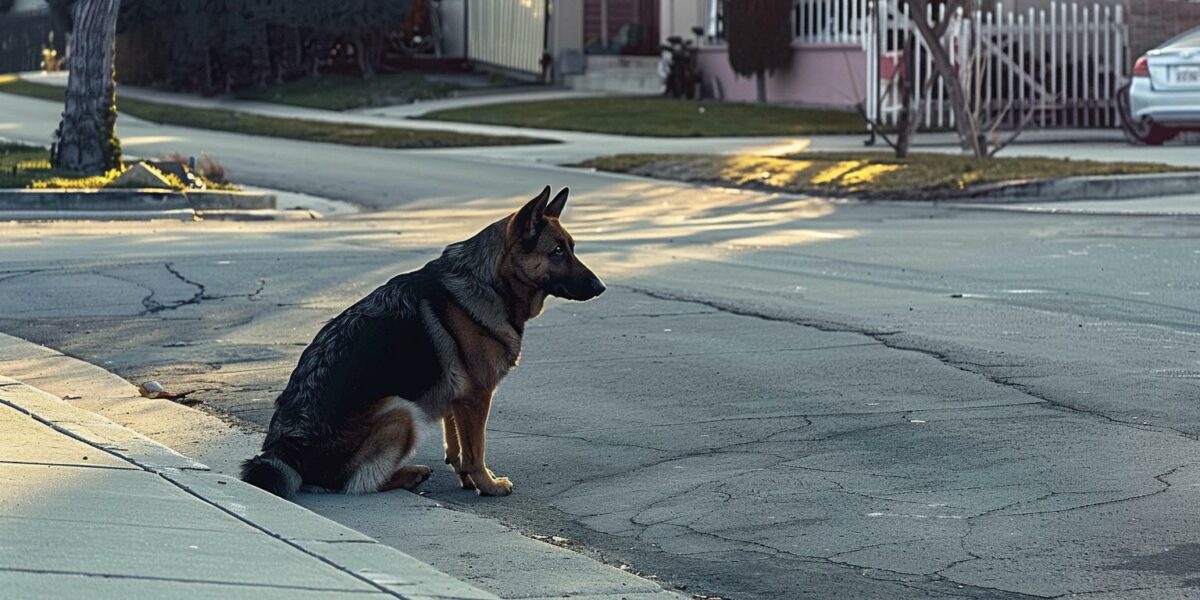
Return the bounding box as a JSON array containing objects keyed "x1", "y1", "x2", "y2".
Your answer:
[{"x1": 697, "y1": 44, "x2": 867, "y2": 108}]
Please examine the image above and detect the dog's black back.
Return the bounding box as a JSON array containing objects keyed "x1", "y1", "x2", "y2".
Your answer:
[{"x1": 246, "y1": 269, "x2": 444, "y2": 491}]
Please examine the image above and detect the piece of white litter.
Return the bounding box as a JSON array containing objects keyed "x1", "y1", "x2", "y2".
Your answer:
[{"x1": 910, "y1": 419, "x2": 927, "y2": 424}]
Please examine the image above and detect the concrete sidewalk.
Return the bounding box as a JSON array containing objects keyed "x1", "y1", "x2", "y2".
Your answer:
[
  {"x1": 13, "y1": 72, "x2": 810, "y2": 162},
  {"x1": 0, "y1": 329, "x2": 688, "y2": 600},
  {"x1": 15, "y1": 72, "x2": 1200, "y2": 171},
  {"x1": 0, "y1": 374, "x2": 497, "y2": 600}
]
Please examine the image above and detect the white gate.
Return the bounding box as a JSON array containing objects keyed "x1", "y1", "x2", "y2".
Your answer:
[
  {"x1": 864, "y1": 1, "x2": 1128, "y2": 130},
  {"x1": 468, "y1": 0, "x2": 548, "y2": 78}
]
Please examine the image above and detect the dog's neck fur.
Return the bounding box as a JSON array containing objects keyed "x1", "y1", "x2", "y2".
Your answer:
[{"x1": 433, "y1": 217, "x2": 544, "y2": 360}]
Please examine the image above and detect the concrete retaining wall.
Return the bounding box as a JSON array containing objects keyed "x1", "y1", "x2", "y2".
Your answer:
[{"x1": 0, "y1": 189, "x2": 276, "y2": 211}]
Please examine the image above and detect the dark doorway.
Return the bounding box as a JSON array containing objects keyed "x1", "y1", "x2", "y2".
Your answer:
[{"x1": 584, "y1": 0, "x2": 660, "y2": 55}]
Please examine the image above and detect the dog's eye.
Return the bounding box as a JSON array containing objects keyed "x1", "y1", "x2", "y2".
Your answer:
[{"x1": 552, "y1": 243, "x2": 565, "y2": 256}]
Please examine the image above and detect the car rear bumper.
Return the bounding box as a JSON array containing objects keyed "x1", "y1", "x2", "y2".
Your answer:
[{"x1": 1129, "y1": 77, "x2": 1200, "y2": 126}]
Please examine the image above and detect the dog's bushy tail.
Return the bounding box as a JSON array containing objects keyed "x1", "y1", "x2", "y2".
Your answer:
[{"x1": 241, "y1": 452, "x2": 302, "y2": 499}]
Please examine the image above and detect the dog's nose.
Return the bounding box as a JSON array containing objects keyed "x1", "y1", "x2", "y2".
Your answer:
[{"x1": 589, "y1": 278, "x2": 607, "y2": 297}]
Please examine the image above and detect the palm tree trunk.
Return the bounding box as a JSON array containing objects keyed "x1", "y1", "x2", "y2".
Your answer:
[
  {"x1": 755, "y1": 70, "x2": 767, "y2": 103},
  {"x1": 52, "y1": 0, "x2": 122, "y2": 174}
]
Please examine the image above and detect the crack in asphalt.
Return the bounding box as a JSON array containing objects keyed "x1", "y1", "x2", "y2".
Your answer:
[
  {"x1": 779, "y1": 462, "x2": 918, "y2": 481},
  {"x1": 929, "y1": 465, "x2": 1185, "y2": 599},
  {"x1": 521, "y1": 341, "x2": 882, "y2": 365},
  {"x1": 659, "y1": 515, "x2": 1048, "y2": 599},
  {"x1": 487, "y1": 427, "x2": 673, "y2": 453},
  {"x1": 143, "y1": 263, "x2": 205, "y2": 314},
  {"x1": 143, "y1": 263, "x2": 266, "y2": 315},
  {"x1": 609, "y1": 284, "x2": 1197, "y2": 598},
  {"x1": 0, "y1": 269, "x2": 41, "y2": 284},
  {"x1": 663, "y1": 249, "x2": 1200, "y2": 334},
  {"x1": 1003, "y1": 464, "x2": 1183, "y2": 518},
  {"x1": 621, "y1": 285, "x2": 1200, "y2": 443}
]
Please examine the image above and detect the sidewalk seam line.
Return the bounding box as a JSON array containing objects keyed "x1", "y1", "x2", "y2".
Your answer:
[
  {"x1": 0, "y1": 459, "x2": 139, "y2": 472},
  {"x1": 0, "y1": 566, "x2": 380, "y2": 594},
  {"x1": 154, "y1": 476, "x2": 412, "y2": 598},
  {"x1": 0, "y1": 395, "x2": 412, "y2": 599}
]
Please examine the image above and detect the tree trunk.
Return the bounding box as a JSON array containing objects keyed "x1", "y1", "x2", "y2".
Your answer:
[
  {"x1": 52, "y1": 0, "x2": 122, "y2": 174},
  {"x1": 907, "y1": 1, "x2": 985, "y2": 158},
  {"x1": 894, "y1": 33, "x2": 918, "y2": 159},
  {"x1": 755, "y1": 70, "x2": 767, "y2": 104}
]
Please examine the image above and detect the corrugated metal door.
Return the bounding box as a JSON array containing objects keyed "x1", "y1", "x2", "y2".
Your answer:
[{"x1": 468, "y1": 0, "x2": 549, "y2": 78}]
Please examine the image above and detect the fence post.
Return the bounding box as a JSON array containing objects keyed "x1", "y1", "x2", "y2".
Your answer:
[
  {"x1": 1115, "y1": 3, "x2": 1125, "y2": 126},
  {"x1": 866, "y1": 0, "x2": 876, "y2": 123},
  {"x1": 1027, "y1": 7, "x2": 1035, "y2": 126},
  {"x1": 1093, "y1": 3, "x2": 1100, "y2": 127}
]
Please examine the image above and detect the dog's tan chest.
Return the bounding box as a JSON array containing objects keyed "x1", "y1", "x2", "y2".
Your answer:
[{"x1": 442, "y1": 302, "x2": 519, "y2": 394}]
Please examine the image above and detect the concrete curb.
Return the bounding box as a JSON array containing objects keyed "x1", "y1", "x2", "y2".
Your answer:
[
  {"x1": 573, "y1": 163, "x2": 1200, "y2": 206},
  {"x1": 956, "y1": 172, "x2": 1200, "y2": 204},
  {"x1": 0, "y1": 374, "x2": 499, "y2": 600},
  {"x1": 0, "y1": 188, "x2": 276, "y2": 211},
  {"x1": 943, "y1": 203, "x2": 1200, "y2": 217},
  {"x1": 0, "y1": 208, "x2": 324, "y2": 222}
]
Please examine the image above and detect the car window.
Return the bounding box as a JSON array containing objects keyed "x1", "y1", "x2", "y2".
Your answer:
[{"x1": 1160, "y1": 27, "x2": 1200, "y2": 49}]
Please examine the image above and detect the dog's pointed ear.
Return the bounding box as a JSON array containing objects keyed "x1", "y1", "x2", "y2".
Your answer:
[
  {"x1": 545, "y1": 187, "x2": 569, "y2": 218},
  {"x1": 512, "y1": 185, "x2": 552, "y2": 240}
]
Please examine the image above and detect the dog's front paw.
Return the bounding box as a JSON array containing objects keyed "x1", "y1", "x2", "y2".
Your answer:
[
  {"x1": 476, "y1": 476, "x2": 513, "y2": 496},
  {"x1": 456, "y1": 470, "x2": 476, "y2": 490},
  {"x1": 468, "y1": 468, "x2": 514, "y2": 496}
]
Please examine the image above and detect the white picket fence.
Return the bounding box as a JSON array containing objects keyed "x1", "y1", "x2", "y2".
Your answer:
[
  {"x1": 707, "y1": 0, "x2": 1129, "y2": 130},
  {"x1": 863, "y1": 0, "x2": 1128, "y2": 130}
]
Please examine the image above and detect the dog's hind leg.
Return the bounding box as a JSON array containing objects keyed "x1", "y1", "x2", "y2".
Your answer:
[
  {"x1": 344, "y1": 398, "x2": 429, "y2": 494},
  {"x1": 380, "y1": 465, "x2": 433, "y2": 491}
]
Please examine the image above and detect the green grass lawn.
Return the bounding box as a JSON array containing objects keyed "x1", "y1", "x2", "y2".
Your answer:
[
  {"x1": 420, "y1": 96, "x2": 867, "y2": 137},
  {"x1": 0, "y1": 77, "x2": 551, "y2": 149},
  {"x1": 577, "y1": 152, "x2": 1193, "y2": 197},
  {"x1": 234, "y1": 73, "x2": 461, "y2": 111}
]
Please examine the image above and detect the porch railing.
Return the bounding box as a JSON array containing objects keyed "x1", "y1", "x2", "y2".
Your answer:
[{"x1": 705, "y1": 0, "x2": 872, "y2": 46}]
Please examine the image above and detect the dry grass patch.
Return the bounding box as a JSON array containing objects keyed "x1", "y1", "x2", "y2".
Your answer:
[{"x1": 578, "y1": 152, "x2": 1193, "y2": 198}]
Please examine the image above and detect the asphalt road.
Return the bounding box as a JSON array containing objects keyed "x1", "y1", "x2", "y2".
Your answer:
[{"x1": 3, "y1": 92, "x2": 1200, "y2": 599}]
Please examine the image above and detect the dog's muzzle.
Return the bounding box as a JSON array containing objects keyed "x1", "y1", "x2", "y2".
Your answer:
[{"x1": 552, "y1": 276, "x2": 606, "y2": 301}]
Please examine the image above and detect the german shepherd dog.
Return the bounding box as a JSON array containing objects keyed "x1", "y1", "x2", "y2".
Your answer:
[{"x1": 242, "y1": 187, "x2": 604, "y2": 498}]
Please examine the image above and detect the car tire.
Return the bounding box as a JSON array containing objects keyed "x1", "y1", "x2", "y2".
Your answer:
[{"x1": 1141, "y1": 124, "x2": 1179, "y2": 146}]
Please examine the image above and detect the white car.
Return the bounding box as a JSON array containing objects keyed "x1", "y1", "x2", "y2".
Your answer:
[{"x1": 1128, "y1": 26, "x2": 1200, "y2": 144}]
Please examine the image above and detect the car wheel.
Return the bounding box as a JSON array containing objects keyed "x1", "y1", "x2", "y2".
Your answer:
[{"x1": 1141, "y1": 124, "x2": 1179, "y2": 146}]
